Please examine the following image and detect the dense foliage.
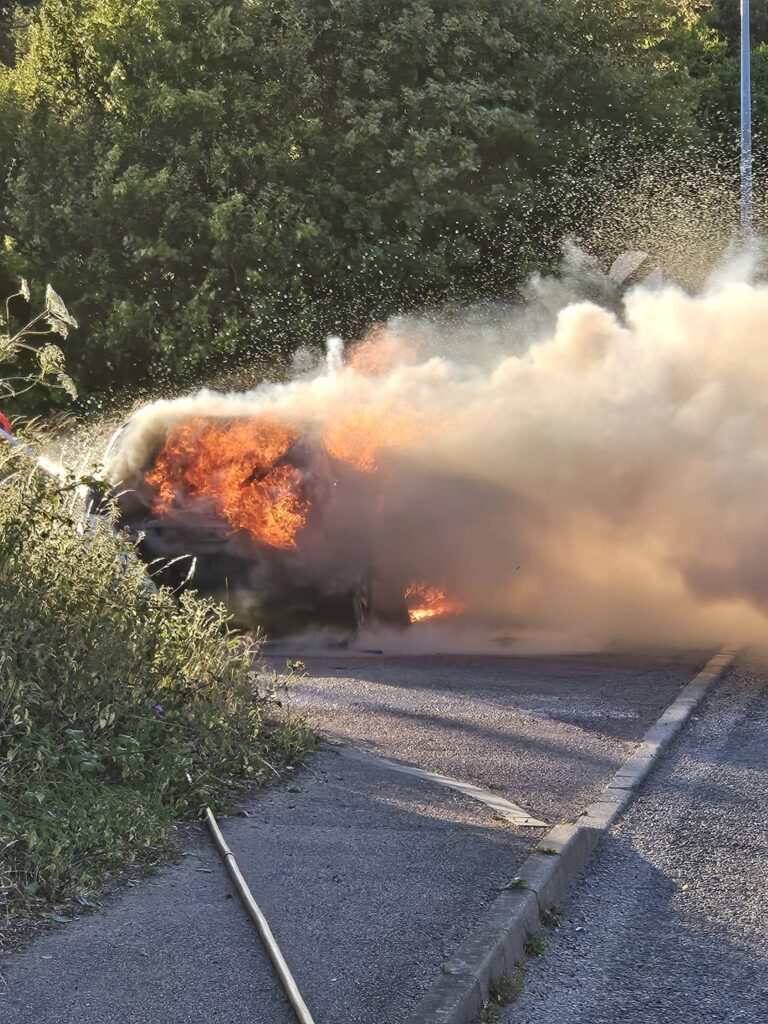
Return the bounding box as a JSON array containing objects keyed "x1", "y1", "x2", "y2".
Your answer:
[
  {"x1": 0, "y1": 0, "x2": 725, "y2": 403},
  {"x1": 0, "y1": 450, "x2": 311, "y2": 915},
  {"x1": 709, "y1": 0, "x2": 768, "y2": 50},
  {"x1": 688, "y1": 1, "x2": 768, "y2": 165}
]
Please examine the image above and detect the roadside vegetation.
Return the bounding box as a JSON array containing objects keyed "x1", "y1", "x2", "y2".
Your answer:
[
  {"x1": 0, "y1": 1, "x2": 761, "y2": 408},
  {"x1": 0, "y1": 459, "x2": 312, "y2": 922},
  {"x1": 475, "y1": 968, "x2": 526, "y2": 1023},
  {"x1": 0, "y1": 284, "x2": 313, "y2": 928}
]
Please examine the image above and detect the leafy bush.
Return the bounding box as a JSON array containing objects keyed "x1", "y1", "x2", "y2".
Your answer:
[
  {"x1": 0, "y1": 451, "x2": 312, "y2": 915},
  {"x1": 0, "y1": 0, "x2": 709, "y2": 403}
]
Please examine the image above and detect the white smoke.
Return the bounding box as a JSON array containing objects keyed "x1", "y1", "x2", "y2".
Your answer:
[
  {"x1": 324, "y1": 335, "x2": 345, "y2": 373},
  {"x1": 107, "y1": 257, "x2": 768, "y2": 649}
]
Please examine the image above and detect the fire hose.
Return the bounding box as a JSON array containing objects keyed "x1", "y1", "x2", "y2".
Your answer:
[
  {"x1": 0, "y1": 424, "x2": 71, "y2": 481},
  {"x1": 204, "y1": 806, "x2": 317, "y2": 1024}
]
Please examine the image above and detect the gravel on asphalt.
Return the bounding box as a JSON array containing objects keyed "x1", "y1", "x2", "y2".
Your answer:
[
  {"x1": 501, "y1": 659, "x2": 768, "y2": 1024},
  {"x1": 266, "y1": 649, "x2": 712, "y2": 822}
]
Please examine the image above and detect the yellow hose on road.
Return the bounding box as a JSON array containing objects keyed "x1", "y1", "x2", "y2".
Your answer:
[{"x1": 204, "y1": 807, "x2": 317, "y2": 1024}]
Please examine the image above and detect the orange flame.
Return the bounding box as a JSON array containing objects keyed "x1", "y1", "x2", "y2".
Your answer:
[
  {"x1": 346, "y1": 325, "x2": 416, "y2": 376},
  {"x1": 144, "y1": 417, "x2": 308, "y2": 549},
  {"x1": 323, "y1": 407, "x2": 426, "y2": 473},
  {"x1": 405, "y1": 583, "x2": 466, "y2": 624},
  {"x1": 322, "y1": 327, "x2": 429, "y2": 471}
]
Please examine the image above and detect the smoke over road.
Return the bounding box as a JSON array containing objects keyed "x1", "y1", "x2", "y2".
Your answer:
[{"x1": 107, "y1": 256, "x2": 768, "y2": 649}]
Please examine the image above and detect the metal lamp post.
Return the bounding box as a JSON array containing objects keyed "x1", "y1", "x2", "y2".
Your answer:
[{"x1": 741, "y1": 0, "x2": 754, "y2": 237}]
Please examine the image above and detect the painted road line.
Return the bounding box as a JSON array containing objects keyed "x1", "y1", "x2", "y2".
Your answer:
[{"x1": 342, "y1": 749, "x2": 548, "y2": 828}]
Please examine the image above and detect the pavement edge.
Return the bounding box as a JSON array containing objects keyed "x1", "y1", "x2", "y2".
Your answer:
[{"x1": 405, "y1": 645, "x2": 738, "y2": 1024}]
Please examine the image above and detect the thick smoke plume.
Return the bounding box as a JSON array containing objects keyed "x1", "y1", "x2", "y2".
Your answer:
[{"x1": 107, "y1": 258, "x2": 768, "y2": 650}]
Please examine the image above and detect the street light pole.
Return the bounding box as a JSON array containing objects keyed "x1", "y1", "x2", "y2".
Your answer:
[{"x1": 741, "y1": 0, "x2": 754, "y2": 238}]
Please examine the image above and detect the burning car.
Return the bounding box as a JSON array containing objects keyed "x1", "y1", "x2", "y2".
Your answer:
[{"x1": 92, "y1": 410, "x2": 413, "y2": 633}]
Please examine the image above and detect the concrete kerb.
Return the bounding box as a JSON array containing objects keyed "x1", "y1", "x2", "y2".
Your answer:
[{"x1": 406, "y1": 645, "x2": 738, "y2": 1024}]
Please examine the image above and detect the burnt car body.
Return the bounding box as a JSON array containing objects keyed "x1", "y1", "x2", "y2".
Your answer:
[{"x1": 90, "y1": 415, "x2": 409, "y2": 634}]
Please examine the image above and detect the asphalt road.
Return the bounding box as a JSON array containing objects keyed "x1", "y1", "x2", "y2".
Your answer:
[
  {"x1": 266, "y1": 648, "x2": 710, "y2": 824},
  {"x1": 0, "y1": 648, "x2": 714, "y2": 1024},
  {"x1": 502, "y1": 658, "x2": 768, "y2": 1024}
]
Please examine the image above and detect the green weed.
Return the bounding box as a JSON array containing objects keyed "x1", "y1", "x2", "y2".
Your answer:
[
  {"x1": 0, "y1": 460, "x2": 313, "y2": 923},
  {"x1": 540, "y1": 906, "x2": 563, "y2": 928},
  {"x1": 475, "y1": 966, "x2": 526, "y2": 1022},
  {"x1": 524, "y1": 931, "x2": 546, "y2": 956}
]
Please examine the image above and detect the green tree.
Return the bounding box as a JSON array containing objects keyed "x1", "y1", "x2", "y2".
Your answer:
[
  {"x1": 0, "y1": 1, "x2": 711, "y2": 401},
  {"x1": 0, "y1": 1, "x2": 37, "y2": 66},
  {"x1": 687, "y1": 1, "x2": 768, "y2": 168},
  {"x1": 708, "y1": 0, "x2": 768, "y2": 50}
]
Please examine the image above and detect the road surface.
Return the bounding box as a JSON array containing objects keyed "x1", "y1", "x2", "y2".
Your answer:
[
  {"x1": 1, "y1": 648, "x2": 718, "y2": 1024},
  {"x1": 502, "y1": 658, "x2": 768, "y2": 1024}
]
